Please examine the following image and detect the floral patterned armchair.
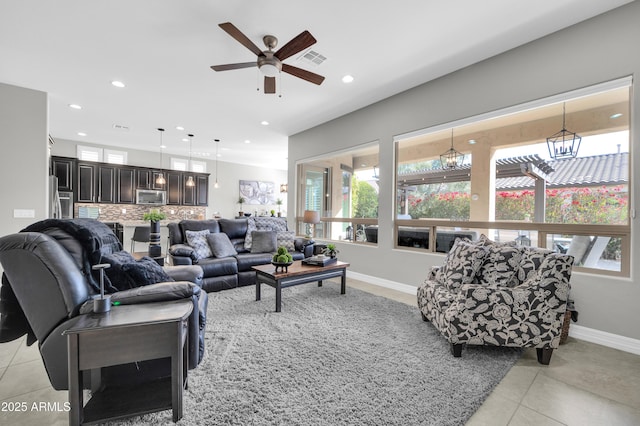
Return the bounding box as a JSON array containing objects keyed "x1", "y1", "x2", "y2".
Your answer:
[{"x1": 417, "y1": 235, "x2": 574, "y2": 365}]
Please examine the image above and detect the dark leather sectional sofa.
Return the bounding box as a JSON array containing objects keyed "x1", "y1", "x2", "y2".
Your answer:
[{"x1": 168, "y1": 218, "x2": 314, "y2": 293}]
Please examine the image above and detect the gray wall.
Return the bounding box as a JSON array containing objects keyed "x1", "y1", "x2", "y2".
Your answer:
[
  {"x1": 0, "y1": 83, "x2": 48, "y2": 238},
  {"x1": 289, "y1": 3, "x2": 640, "y2": 340},
  {"x1": 51, "y1": 138, "x2": 288, "y2": 220}
]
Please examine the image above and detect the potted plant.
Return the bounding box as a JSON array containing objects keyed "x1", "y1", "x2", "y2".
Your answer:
[
  {"x1": 276, "y1": 198, "x2": 283, "y2": 217},
  {"x1": 142, "y1": 210, "x2": 167, "y2": 223},
  {"x1": 237, "y1": 196, "x2": 246, "y2": 216},
  {"x1": 142, "y1": 209, "x2": 166, "y2": 257},
  {"x1": 322, "y1": 243, "x2": 339, "y2": 259},
  {"x1": 270, "y1": 209, "x2": 276, "y2": 217}
]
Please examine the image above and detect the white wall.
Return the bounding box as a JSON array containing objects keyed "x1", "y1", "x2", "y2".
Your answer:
[
  {"x1": 51, "y1": 138, "x2": 288, "y2": 220},
  {"x1": 289, "y1": 2, "x2": 640, "y2": 340},
  {"x1": 0, "y1": 83, "x2": 48, "y2": 237}
]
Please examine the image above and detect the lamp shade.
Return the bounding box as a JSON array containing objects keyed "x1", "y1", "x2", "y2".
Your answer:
[{"x1": 303, "y1": 210, "x2": 320, "y2": 224}]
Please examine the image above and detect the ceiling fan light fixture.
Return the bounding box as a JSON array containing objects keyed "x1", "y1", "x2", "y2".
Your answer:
[{"x1": 258, "y1": 55, "x2": 281, "y2": 77}]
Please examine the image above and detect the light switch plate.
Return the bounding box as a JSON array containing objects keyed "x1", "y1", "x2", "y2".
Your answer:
[{"x1": 14, "y1": 209, "x2": 35, "y2": 218}]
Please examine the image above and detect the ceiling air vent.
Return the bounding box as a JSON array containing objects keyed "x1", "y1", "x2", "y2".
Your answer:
[
  {"x1": 297, "y1": 49, "x2": 327, "y2": 67},
  {"x1": 112, "y1": 124, "x2": 130, "y2": 132}
]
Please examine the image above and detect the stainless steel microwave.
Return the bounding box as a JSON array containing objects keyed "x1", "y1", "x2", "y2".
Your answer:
[{"x1": 136, "y1": 189, "x2": 166, "y2": 205}]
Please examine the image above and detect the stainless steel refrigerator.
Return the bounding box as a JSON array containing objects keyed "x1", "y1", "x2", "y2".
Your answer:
[{"x1": 49, "y1": 176, "x2": 73, "y2": 219}]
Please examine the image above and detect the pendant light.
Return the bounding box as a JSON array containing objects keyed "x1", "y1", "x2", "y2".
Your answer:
[
  {"x1": 546, "y1": 102, "x2": 581, "y2": 159},
  {"x1": 155, "y1": 128, "x2": 166, "y2": 185},
  {"x1": 185, "y1": 133, "x2": 195, "y2": 187},
  {"x1": 440, "y1": 129, "x2": 464, "y2": 169},
  {"x1": 213, "y1": 139, "x2": 220, "y2": 189}
]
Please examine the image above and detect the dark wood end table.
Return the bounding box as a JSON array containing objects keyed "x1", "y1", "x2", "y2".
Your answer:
[
  {"x1": 64, "y1": 300, "x2": 192, "y2": 425},
  {"x1": 252, "y1": 260, "x2": 350, "y2": 312}
]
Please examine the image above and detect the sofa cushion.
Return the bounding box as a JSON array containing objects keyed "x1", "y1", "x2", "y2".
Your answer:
[
  {"x1": 206, "y1": 233, "x2": 237, "y2": 258},
  {"x1": 437, "y1": 239, "x2": 488, "y2": 292},
  {"x1": 251, "y1": 230, "x2": 277, "y2": 253},
  {"x1": 185, "y1": 229, "x2": 213, "y2": 260},
  {"x1": 236, "y1": 252, "x2": 276, "y2": 272},
  {"x1": 276, "y1": 230, "x2": 296, "y2": 252},
  {"x1": 179, "y1": 220, "x2": 220, "y2": 240},
  {"x1": 196, "y1": 256, "x2": 238, "y2": 277}
]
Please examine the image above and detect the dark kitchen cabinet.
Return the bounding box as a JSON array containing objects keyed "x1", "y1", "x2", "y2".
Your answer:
[
  {"x1": 63, "y1": 156, "x2": 208, "y2": 206},
  {"x1": 117, "y1": 167, "x2": 136, "y2": 203},
  {"x1": 183, "y1": 175, "x2": 196, "y2": 205},
  {"x1": 166, "y1": 171, "x2": 182, "y2": 205},
  {"x1": 182, "y1": 174, "x2": 208, "y2": 206},
  {"x1": 196, "y1": 175, "x2": 208, "y2": 206},
  {"x1": 52, "y1": 157, "x2": 74, "y2": 191},
  {"x1": 77, "y1": 163, "x2": 96, "y2": 202},
  {"x1": 137, "y1": 169, "x2": 166, "y2": 190},
  {"x1": 97, "y1": 165, "x2": 116, "y2": 203}
]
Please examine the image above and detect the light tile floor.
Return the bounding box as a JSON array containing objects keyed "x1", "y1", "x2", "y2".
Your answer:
[{"x1": 1, "y1": 279, "x2": 639, "y2": 425}]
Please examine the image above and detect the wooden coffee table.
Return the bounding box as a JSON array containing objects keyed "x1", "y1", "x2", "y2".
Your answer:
[{"x1": 252, "y1": 260, "x2": 350, "y2": 312}]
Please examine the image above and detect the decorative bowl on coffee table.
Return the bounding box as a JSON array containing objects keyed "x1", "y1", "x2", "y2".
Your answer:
[{"x1": 272, "y1": 261, "x2": 293, "y2": 273}]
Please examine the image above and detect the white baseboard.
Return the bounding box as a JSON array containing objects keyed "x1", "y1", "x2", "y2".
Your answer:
[
  {"x1": 569, "y1": 324, "x2": 640, "y2": 356},
  {"x1": 347, "y1": 271, "x2": 418, "y2": 295},
  {"x1": 347, "y1": 271, "x2": 640, "y2": 357}
]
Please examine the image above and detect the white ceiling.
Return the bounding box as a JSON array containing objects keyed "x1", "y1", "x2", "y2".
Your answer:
[{"x1": 0, "y1": 0, "x2": 631, "y2": 170}]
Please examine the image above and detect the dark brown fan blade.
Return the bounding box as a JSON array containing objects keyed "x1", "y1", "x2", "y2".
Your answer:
[
  {"x1": 211, "y1": 62, "x2": 256, "y2": 72},
  {"x1": 264, "y1": 76, "x2": 276, "y2": 94},
  {"x1": 274, "y1": 30, "x2": 317, "y2": 61},
  {"x1": 282, "y1": 64, "x2": 325, "y2": 85},
  {"x1": 219, "y1": 22, "x2": 263, "y2": 56}
]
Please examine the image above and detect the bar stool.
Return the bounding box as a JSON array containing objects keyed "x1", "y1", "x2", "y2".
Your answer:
[{"x1": 130, "y1": 226, "x2": 150, "y2": 253}]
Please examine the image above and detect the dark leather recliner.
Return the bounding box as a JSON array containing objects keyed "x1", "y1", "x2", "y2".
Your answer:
[{"x1": 0, "y1": 219, "x2": 208, "y2": 391}]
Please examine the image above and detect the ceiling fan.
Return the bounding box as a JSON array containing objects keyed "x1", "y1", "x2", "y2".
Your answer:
[{"x1": 210, "y1": 22, "x2": 325, "y2": 94}]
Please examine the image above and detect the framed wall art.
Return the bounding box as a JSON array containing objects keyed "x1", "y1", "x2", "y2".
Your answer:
[{"x1": 239, "y1": 180, "x2": 276, "y2": 205}]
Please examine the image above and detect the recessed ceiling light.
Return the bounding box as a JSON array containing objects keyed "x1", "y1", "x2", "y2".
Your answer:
[
  {"x1": 160, "y1": 145, "x2": 167, "y2": 149},
  {"x1": 468, "y1": 139, "x2": 477, "y2": 145},
  {"x1": 182, "y1": 138, "x2": 189, "y2": 142},
  {"x1": 111, "y1": 80, "x2": 125, "y2": 88},
  {"x1": 342, "y1": 75, "x2": 354, "y2": 84},
  {"x1": 610, "y1": 113, "x2": 623, "y2": 119},
  {"x1": 176, "y1": 126, "x2": 184, "y2": 131},
  {"x1": 77, "y1": 132, "x2": 87, "y2": 136},
  {"x1": 261, "y1": 121, "x2": 269, "y2": 126},
  {"x1": 69, "y1": 104, "x2": 82, "y2": 110},
  {"x1": 245, "y1": 140, "x2": 251, "y2": 144}
]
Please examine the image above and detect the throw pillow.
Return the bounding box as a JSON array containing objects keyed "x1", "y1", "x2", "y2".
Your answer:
[
  {"x1": 244, "y1": 217, "x2": 258, "y2": 250},
  {"x1": 276, "y1": 230, "x2": 296, "y2": 252},
  {"x1": 437, "y1": 239, "x2": 488, "y2": 292},
  {"x1": 511, "y1": 246, "x2": 554, "y2": 286},
  {"x1": 251, "y1": 230, "x2": 277, "y2": 253},
  {"x1": 476, "y1": 244, "x2": 522, "y2": 287},
  {"x1": 185, "y1": 229, "x2": 212, "y2": 260},
  {"x1": 206, "y1": 233, "x2": 238, "y2": 258},
  {"x1": 244, "y1": 217, "x2": 288, "y2": 250}
]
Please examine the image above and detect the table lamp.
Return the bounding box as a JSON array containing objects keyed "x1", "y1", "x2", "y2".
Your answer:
[{"x1": 303, "y1": 210, "x2": 320, "y2": 238}]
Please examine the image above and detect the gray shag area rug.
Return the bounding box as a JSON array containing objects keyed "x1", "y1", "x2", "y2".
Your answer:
[{"x1": 114, "y1": 283, "x2": 522, "y2": 425}]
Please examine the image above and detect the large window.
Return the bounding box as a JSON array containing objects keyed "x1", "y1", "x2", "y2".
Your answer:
[
  {"x1": 297, "y1": 143, "x2": 379, "y2": 242},
  {"x1": 394, "y1": 80, "x2": 631, "y2": 276}
]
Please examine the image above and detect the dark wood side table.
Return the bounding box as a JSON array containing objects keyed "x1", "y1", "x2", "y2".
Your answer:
[
  {"x1": 64, "y1": 300, "x2": 192, "y2": 425},
  {"x1": 253, "y1": 260, "x2": 350, "y2": 312}
]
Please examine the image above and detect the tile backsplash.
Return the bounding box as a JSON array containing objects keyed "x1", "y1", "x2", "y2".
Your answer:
[{"x1": 75, "y1": 203, "x2": 206, "y2": 222}]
